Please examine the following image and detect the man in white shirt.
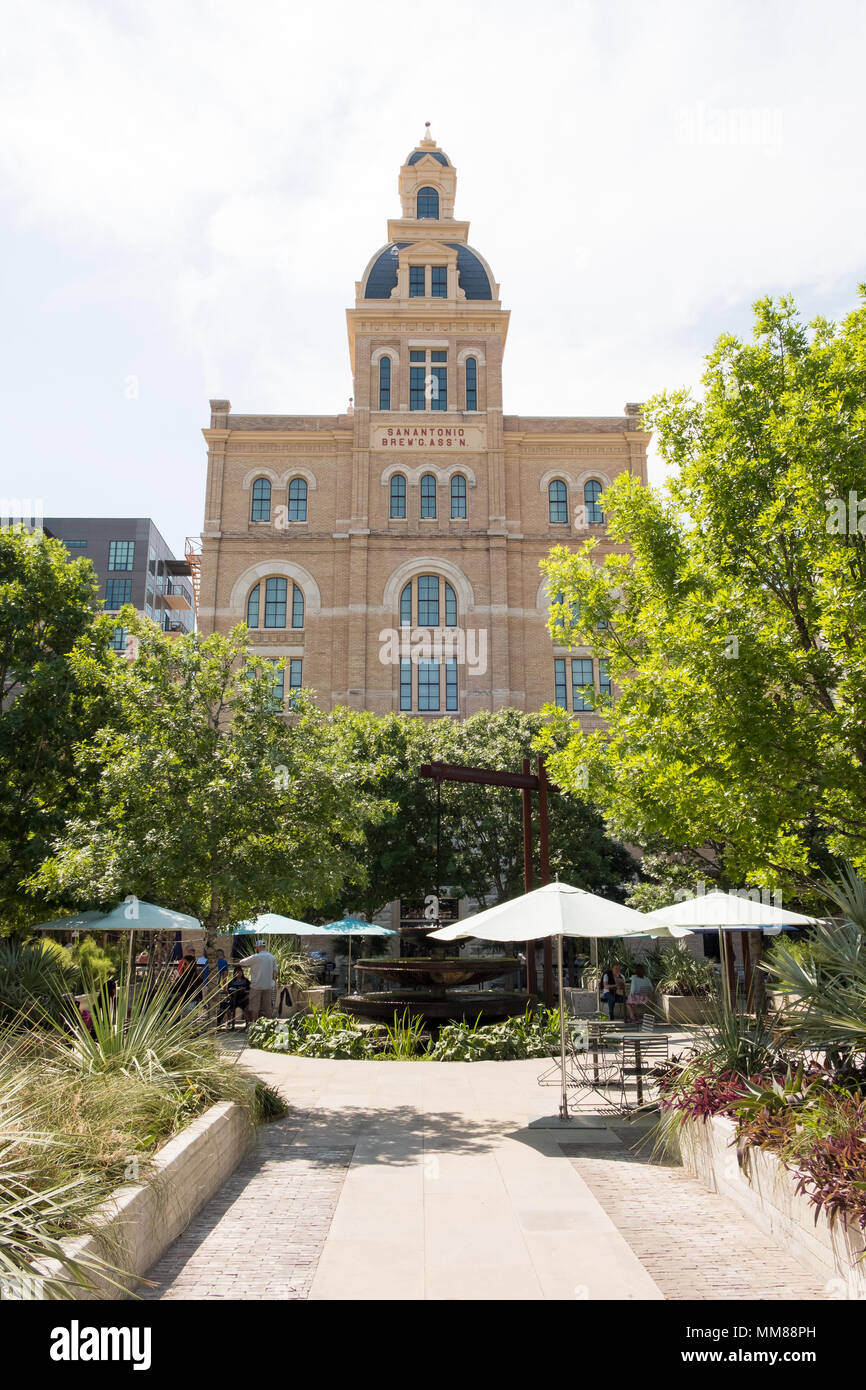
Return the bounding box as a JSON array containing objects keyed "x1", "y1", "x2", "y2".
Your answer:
[{"x1": 240, "y1": 940, "x2": 277, "y2": 1021}]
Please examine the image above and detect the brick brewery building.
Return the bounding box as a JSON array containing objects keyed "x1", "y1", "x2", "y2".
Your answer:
[{"x1": 198, "y1": 129, "x2": 649, "y2": 722}]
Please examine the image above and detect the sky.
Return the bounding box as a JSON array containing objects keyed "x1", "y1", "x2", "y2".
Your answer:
[{"x1": 3, "y1": 0, "x2": 866, "y2": 556}]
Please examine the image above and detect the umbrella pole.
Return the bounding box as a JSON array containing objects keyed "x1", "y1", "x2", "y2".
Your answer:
[
  {"x1": 591, "y1": 937, "x2": 599, "y2": 1013},
  {"x1": 557, "y1": 933, "x2": 568, "y2": 1120},
  {"x1": 348, "y1": 937, "x2": 352, "y2": 996},
  {"x1": 127, "y1": 930, "x2": 135, "y2": 985}
]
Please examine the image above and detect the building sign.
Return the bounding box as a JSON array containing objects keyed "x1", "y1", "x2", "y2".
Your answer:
[{"x1": 371, "y1": 424, "x2": 486, "y2": 450}]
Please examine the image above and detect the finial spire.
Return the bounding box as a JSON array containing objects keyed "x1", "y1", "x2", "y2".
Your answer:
[{"x1": 420, "y1": 120, "x2": 434, "y2": 145}]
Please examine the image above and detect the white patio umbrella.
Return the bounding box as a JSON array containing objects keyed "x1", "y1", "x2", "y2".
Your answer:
[
  {"x1": 429, "y1": 882, "x2": 683, "y2": 1122},
  {"x1": 647, "y1": 890, "x2": 818, "y2": 933},
  {"x1": 231, "y1": 913, "x2": 319, "y2": 936},
  {"x1": 33, "y1": 899, "x2": 201, "y2": 978},
  {"x1": 647, "y1": 890, "x2": 820, "y2": 1004}
]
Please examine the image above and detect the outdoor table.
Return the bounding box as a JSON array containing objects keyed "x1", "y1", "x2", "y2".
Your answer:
[{"x1": 618, "y1": 1032, "x2": 669, "y2": 1109}]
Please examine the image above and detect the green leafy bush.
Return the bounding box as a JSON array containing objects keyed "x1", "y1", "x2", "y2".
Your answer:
[
  {"x1": 427, "y1": 1008, "x2": 561, "y2": 1061},
  {"x1": 248, "y1": 1005, "x2": 564, "y2": 1062}
]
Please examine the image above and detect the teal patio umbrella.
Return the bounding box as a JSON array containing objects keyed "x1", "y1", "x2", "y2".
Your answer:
[
  {"x1": 33, "y1": 899, "x2": 201, "y2": 978},
  {"x1": 311, "y1": 918, "x2": 396, "y2": 995}
]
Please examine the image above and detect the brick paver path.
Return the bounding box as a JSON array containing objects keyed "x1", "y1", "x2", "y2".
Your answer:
[
  {"x1": 562, "y1": 1136, "x2": 826, "y2": 1300},
  {"x1": 141, "y1": 1118, "x2": 352, "y2": 1300}
]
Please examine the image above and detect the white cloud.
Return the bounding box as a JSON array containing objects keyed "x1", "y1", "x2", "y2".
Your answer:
[{"x1": 2, "y1": 0, "x2": 866, "y2": 539}]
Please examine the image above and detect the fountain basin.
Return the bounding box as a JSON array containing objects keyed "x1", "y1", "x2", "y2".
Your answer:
[
  {"x1": 352, "y1": 957, "x2": 520, "y2": 990},
  {"x1": 342, "y1": 989, "x2": 530, "y2": 1025}
]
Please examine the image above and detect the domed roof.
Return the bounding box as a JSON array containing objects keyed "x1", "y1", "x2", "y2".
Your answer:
[
  {"x1": 406, "y1": 148, "x2": 451, "y2": 167},
  {"x1": 363, "y1": 242, "x2": 492, "y2": 300}
]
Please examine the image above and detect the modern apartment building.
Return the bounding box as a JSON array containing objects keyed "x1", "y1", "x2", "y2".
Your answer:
[{"x1": 43, "y1": 517, "x2": 195, "y2": 649}]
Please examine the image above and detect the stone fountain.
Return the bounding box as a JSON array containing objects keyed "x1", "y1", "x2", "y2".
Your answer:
[{"x1": 342, "y1": 898, "x2": 527, "y2": 1026}]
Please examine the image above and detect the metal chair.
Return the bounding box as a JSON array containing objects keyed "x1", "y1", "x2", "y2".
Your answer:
[{"x1": 616, "y1": 1034, "x2": 669, "y2": 1110}]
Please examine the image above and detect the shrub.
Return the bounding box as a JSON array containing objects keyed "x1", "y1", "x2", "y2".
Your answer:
[{"x1": 0, "y1": 938, "x2": 77, "y2": 1025}]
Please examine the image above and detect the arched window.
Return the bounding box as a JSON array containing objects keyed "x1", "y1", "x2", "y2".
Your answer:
[
  {"x1": 379, "y1": 356, "x2": 391, "y2": 410},
  {"x1": 464, "y1": 356, "x2": 477, "y2": 411},
  {"x1": 251, "y1": 477, "x2": 271, "y2": 522},
  {"x1": 288, "y1": 478, "x2": 308, "y2": 522},
  {"x1": 554, "y1": 590, "x2": 580, "y2": 624},
  {"x1": 584, "y1": 479, "x2": 604, "y2": 524},
  {"x1": 397, "y1": 575, "x2": 459, "y2": 712},
  {"x1": 247, "y1": 578, "x2": 304, "y2": 629},
  {"x1": 390, "y1": 473, "x2": 407, "y2": 519},
  {"x1": 548, "y1": 479, "x2": 568, "y2": 524},
  {"x1": 416, "y1": 186, "x2": 439, "y2": 219},
  {"x1": 420, "y1": 473, "x2": 437, "y2": 519},
  {"x1": 450, "y1": 473, "x2": 467, "y2": 519}
]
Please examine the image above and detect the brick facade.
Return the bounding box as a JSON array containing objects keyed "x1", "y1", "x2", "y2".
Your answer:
[{"x1": 198, "y1": 131, "x2": 649, "y2": 722}]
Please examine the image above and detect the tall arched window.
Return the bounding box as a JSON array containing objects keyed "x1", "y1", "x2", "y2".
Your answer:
[
  {"x1": 251, "y1": 477, "x2": 271, "y2": 522},
  {"x1": 288, "y1": 478, "x2": 308, "y2": 522},
  {"x1": 584, "y1": 479, "x2": 604, "y2": 524},
  {"x1": 450, "y1": 473, "x2": 467, "y2": 519},
  {"x1": 379, "y1": 356, "x2": 391, "y2": 410},
  {"x1": 397, "y1": 574, "x2": 459, "y2": 712},
  {"x1": 420, "y1": 473, "x2": 437, "y2": 519},
  {"x1": 464, "y1": 356, "x2": 477, "y2": 411},
  {"x1": 246, "y1": 578, "x2": 304, "y2": 629},
  {"x1": 548, "y1": 479, "x2": 568, "y2": 524},
  {"x1": 390, "y1": 473, "x2": 407, "y2": 519},
  {"x1": 416, "y1": 186, "x2": 439, "y2": 219}
]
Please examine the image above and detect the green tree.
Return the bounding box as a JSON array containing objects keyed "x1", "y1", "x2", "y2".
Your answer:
[
  {"x1": 0, "y1": 526, "x2": 117, "y2": 928},
  {"x1": 541, "y1": 291, "x2": 866, "y2": 892},
  {"x1": 323, "y1": 707, "x2": 634, "y2": 916},
  {"x1": 438, "y1": 708, "x2": 634, "y2": 906},
  {"x1": 31, "y1": 619, "x2": 381, "y2": 975}
]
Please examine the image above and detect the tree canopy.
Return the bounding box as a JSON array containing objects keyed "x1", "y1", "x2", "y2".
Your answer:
[
  {"x1": 541, "y1": 292, "x2": 866, "y2": 893},
  {"x1": 0, "y1": 527, "x2": 116, "y2": 926},
  {"x1": 323, "y1": 706, "x2": 635, "y2": 915},
  {"x1": 31, "y1": 619, "x2": 382, "y2": 966}
]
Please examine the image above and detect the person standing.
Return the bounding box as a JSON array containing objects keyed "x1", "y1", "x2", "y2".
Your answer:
[
  {"x1": 627, "y1": 963, "x2": 654, "y2": 1024},
  {"x1": 240, "y1": 940, "x2": 277, "y2": 1022}
]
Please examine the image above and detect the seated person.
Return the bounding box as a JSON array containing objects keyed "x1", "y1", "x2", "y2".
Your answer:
[{"x1": 219, "y1": 967, "x2": 250, "y2": 1028}]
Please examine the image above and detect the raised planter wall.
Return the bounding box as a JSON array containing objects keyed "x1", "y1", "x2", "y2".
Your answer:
[
  {"x1": 36, "y1": 1100, "x2": 254, "y2": 1300},
  {"x1": 661, "y1": 994, "x2": 709, "y2": 1024},
  {"x1": 679, "y1": 1113, "x2": 866, "y2": 1296}
]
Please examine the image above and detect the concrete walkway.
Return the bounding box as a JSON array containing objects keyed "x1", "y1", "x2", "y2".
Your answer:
[{"x1": 141, "y1": 1049, "x2": 825, "y2": 1302}]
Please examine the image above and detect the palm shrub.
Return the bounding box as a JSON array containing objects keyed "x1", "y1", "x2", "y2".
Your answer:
[
  {"x1": 0, "y1": 938, "x2": 77, "y2": 1025},
  {"x1": 264, "y1": 936, "x2": 315, "y2": 995},
  {"x1": 653, "y1": 943, "x2": 716, "y2": 998},
  {"x1": 69, "y1": 934, "x2": 119, "y2": 989},
  {"x1": 763, "y1": 864, "x2": 866, "y2": 1060},
  {"x1": 583, "y1": 940, "x2": 643, "y2": 987}
]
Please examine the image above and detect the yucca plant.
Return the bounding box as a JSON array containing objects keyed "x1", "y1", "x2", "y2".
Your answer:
[{"x1": 763, "y1": 864, "x2": 866, "y2": 1059}]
